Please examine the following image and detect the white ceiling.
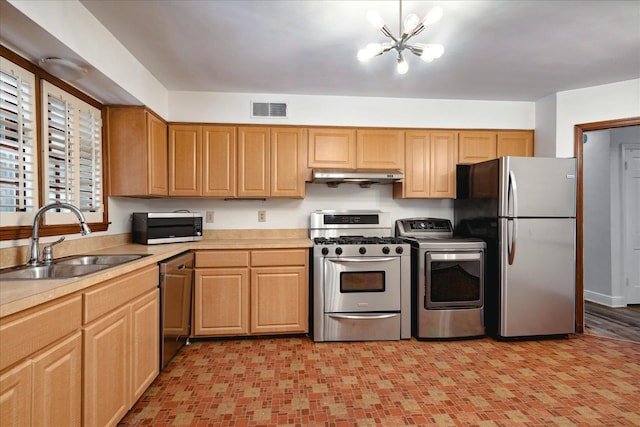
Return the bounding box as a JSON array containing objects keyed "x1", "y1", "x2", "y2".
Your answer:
[{"x1": 3, "y1": 1, "x2": 640, "y2": 103}]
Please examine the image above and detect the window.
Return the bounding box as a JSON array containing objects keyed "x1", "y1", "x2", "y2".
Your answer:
[
  {"x1": 41, "y1": 80, "x2": 103, "y2": 224},
  {"x1": 0, "y1": 57, "x2": 37, "y2": 227}
]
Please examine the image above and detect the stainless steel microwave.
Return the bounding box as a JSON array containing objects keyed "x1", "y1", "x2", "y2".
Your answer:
[{"x1": 132, "y1": 212, "x2": 203, "y2": 245}]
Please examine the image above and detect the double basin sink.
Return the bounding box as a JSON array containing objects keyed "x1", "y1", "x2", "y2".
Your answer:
[{"x1": 0, "y1": 254, "x2": 149, "y2": 280}]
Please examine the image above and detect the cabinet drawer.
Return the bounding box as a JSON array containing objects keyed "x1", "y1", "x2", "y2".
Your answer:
[
  {"x1": 83, "y1": 265, "x2": 159, "y2": 324},
  {"x1": 196, "y1": 251, "x2": 250, "y2": 268},
  {"x1": 251, "y1": 249, "x2": 307, "y2": 267},
  {"x1": 0, "y1": 295, "x2": 81, "y2": 371}
]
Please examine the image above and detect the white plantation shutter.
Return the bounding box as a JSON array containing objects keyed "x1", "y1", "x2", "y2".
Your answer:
[
  {"x1": 0, "y1": 58, "x2": 37, "y2": 226},
  {"x1": 42, "y1": 81, "x2": 102, "y2": 224}
]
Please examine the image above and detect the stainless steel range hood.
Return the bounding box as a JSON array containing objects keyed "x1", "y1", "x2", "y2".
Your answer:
[{"x1": 312, "y1": 169, "x2": 404, "y2": 188}]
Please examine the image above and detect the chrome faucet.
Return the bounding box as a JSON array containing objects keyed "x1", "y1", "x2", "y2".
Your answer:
[{"x1": 27, "y1": 202, "x2": 91, "y2": 266}]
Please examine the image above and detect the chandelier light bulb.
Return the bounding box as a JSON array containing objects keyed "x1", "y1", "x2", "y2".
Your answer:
[
  {"x1": 397, "y1": 55, "x2": 409, "y2": 74},
  {"x1": 420, "y1": 44, "x2": 445, "y2": 62},
  {"x1": 402, "y1": 13, "x2": 420, "y2": 36},
  {"x1": 367, "y1": 10, "x2": 385, "y2": 30},
  {"x1": 357, "y1": 43, "x2": 384, "y2": 62},
  {"x1": 422, "y1": 6, "x2": 444, "y2": 27}
]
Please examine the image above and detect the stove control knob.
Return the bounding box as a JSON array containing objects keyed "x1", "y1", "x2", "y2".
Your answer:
[
  {"x1": 382, "y1": 246, "x2": 390, "y2": 254},
  {"x1": 359, "y1": 247, "x2": 367, "y2": 255},
  {"x1": 335, "y1": 247, "x2": 343, "y2": 255},
  {"x1": 395, "y1": 246, "x2": 404, "y2": 254},
  {"x1": 321, "y1": 247, "x2": 329, "y2": 256}
]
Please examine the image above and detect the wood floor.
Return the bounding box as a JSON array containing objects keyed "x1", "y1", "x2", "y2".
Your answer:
[{"x1": 584, "y1": 301, "x2": 640, "y2": 342}]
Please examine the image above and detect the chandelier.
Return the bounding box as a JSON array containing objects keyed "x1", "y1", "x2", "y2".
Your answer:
[{"x1": 357, "y1": 1, "x2": 444, "y2": 74}]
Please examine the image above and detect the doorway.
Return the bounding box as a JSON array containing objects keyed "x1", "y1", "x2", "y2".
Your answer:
[
  {"x1": 622, "y1": 145, "x2": 640, "y2": 304},
  {"x1": 574, "y1": 117, "x2": 640, "y2": 332}
]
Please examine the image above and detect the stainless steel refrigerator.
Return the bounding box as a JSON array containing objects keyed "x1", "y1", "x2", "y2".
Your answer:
[{"x1": 454, "y1": 156, "x2": 577, "y2": 338}]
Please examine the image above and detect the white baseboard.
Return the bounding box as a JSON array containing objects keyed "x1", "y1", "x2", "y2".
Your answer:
[{"x1": 584, "y1": 290, "x2": 627, "y2": 307}]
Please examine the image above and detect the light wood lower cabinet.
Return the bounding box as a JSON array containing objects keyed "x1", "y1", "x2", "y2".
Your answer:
[
  {"x1": 0, "y1": 296, "x2": 82, "y2": 427},
  {"x1": 82, "y1": 266, "x2": 159, "y2": 427},
  {"x1": 193, "y1": 249, "x2": 308, "y2": 337}
]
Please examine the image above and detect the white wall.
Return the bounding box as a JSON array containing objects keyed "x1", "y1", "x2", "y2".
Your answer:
[
  {"x1": 533, "y1": 93, "x2": 557, "y2": 157},
  {"x1": 169, "y1": 91, "x2": 534, "y2": 129},
  {"x1": 555, "y1": 79, "x2": 640, "y2": 158}
]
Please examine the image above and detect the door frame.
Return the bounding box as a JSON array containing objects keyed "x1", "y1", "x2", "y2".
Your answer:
[{"x1": 574, "y1": 116, "x2": 640, "y2": 332}]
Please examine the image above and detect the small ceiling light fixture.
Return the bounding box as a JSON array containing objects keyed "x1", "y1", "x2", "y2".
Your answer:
[
  {"x1": 357, "y1": 0, "x2": 445, "y2": 75},
  {"x1": 39, "y1": 57, "x2": 89, "y2": 81}
]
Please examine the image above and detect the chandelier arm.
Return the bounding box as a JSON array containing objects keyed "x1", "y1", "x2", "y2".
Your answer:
[
  {"x1": 406, "y1": 45, "x2": 423, "y2": 56},
  {"x1": 380, "y1": 25, "x2": 398, "y2": 42}
]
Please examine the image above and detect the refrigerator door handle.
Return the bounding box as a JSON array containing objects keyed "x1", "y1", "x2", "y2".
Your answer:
[
  {"x1": 507, "y1": 170, "x2": 518, "y2": 264},
  {"x1": 508, "y1": 218, "x2": 518, "y2": 265}
]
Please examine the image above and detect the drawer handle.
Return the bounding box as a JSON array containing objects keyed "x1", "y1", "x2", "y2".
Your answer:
[{"x1": 328, "y1": 313, "x2": 398, "y2": 320}]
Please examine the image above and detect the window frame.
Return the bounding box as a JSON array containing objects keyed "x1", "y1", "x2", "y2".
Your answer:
[{"x1": 0, "y1": 46, "x2": 109, "y2": 241}]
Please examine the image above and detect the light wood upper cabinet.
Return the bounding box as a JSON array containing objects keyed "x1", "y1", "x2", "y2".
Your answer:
[
  {"x1": 356, "y1": 129, "x2": 405, "y2": 170},
  {"x1": 270, "y1": 127, "x2": 307, "y2": 198},
  {"x1": 203, "y1": 125, "x2": 237, "y2": 197},
  {"x1": 394, "y1": 131, "x2": 457, "y2": 199},
  {"x1": 497, "y1": 131, "x2": 534, "y2": 157},
  {"x1": 237, "y1": 126, "x2": 270, "y2": 197},
  {"x1": 106, "y1": 106, "x2": 168, "y2": 197},
  {"x1": 169, "y1": 124, "x2": 202, "y2": 196},
  {"x1": 458, "y1": 131, "x2": 497, "y2": 164},
  {"x1": 459, "y1": 130, "x2": 534, "y2": 164},
  {"x1": 308, "y1": 127, "x2": 356, "y2": 169}
]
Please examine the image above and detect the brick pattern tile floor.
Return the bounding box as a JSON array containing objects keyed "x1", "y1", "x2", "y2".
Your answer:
[{"x1": 119, "y1": 334, "x2": 640, "y2": 426}]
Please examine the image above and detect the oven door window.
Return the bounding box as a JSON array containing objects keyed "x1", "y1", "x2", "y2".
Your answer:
[
  {"x1": 340, "y1": 271, "x2": 385, "y2": 293},
  {"x1": 324, "y1": 257, "x2": 401, "y2": 312},
  {"x1": 425, "y1": 252, "x2": 483, "y2": 309}
]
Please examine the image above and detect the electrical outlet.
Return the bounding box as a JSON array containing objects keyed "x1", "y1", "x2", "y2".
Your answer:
[
  {"x1": 206, "y1": 211, "x2": 214, "y2": 223},
  {"x1": 258, "y1": 210, "x2": 266, "y2": 222}
]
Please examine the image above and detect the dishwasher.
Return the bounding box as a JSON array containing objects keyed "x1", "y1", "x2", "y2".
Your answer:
[{"x1": 159, "y1": 251, "x2": 194, "y2": 370}]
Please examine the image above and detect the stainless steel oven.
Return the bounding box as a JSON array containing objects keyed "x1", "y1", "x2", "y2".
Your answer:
[
  {"x1": 396, "y1": 218, "x2": 486, "y2": 339},
  {"x1": 311, "y1": 211, "x2": 411, "y2": 342}
]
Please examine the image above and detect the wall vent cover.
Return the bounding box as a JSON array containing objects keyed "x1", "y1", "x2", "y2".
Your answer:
[{"x1": 251, "y1": 102, "x2": 287, "y2": 118}]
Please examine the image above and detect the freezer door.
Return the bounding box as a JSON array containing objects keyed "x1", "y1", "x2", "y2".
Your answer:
[
  {"x1": 499, "y1": 218, "x2": 575, "y2": 337},
  {"x1": 499, "y1": 157, "x2": 577, "y2": 218}
]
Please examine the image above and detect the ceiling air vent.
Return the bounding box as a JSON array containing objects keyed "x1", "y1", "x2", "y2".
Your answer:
[{"x1": 251, "y1": 102, "x2": 287, "y2": 118}]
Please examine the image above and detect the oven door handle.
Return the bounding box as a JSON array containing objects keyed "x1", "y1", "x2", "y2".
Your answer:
[
  {"x1": 328, "y1": 313, "x2": 398, "y2": 320},
  {"x1": 327, "y1": 257, "x2": 397, "y2": 263},
  {"x1": 428, "y1": 252, "x2": 482, "y2": 261}
]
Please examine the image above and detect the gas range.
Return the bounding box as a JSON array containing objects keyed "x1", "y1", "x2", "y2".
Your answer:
[{"x1": 309, "y1": 210, "x2": 411, "y2": 342}]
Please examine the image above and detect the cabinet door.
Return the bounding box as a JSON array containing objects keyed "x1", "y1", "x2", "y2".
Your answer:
[
  {"x1": 250, "y1": 266, "x2": 308, "y2": 334},
  {"x1": 130, "y1": 289, "x2": 159, "y2": 403},
  {"x1": 429, "y1": 131, "x2": 457, "y2": 198},
  {"x1": 0, "y1": 360, "x2": 31, "y2": 427},
  {"x1": 202, "y1": 125, "x2": 237, "y2": 197},
  {"x1": 83, "y1": 306, "x2": 130, "y2": 427},
  {"x1": 237, "y1": 127, "x2": 270, "y2": 197},
  {"x1": 271, "y1": 127, "x2": 306, "y2": 198},
  {"x1": 193, "y1": 268, "x2": 249, "y2": 336},
  {"x1": 147, "y1": 112, "x2": 168, "y2": 196},
  {"x1": 458, "y1": 131, "x2": 497, "y2": 164},
  {"x1": 356, "y1": 129, "x2": 404, "y2": 170},
  {"x1": 307, "y1": 127, "x2": 356, "y2": 169},
  {"x1": 169, "y1": 124, "x2": 202, "y2": 196},
  {"x1": 32, "y1": 332, "x2": 82, "y2": 427},
  {"x1": 497, "y1": 131, "x2": 534, "y2": 157},
  {"x1": 397, "y1": 131, "x2": 430, "y2": 198}
]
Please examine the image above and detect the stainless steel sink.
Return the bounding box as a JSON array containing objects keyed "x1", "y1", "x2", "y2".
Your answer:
[
  {"x1": 0, "y1": 264, "x2": 110, "y2": 280},
  {"x1": 0, "y1": 254, "x2": 149, "y2": 280},
  {"x1": 55, "y1": 254, "x2": 148, "y2": 266}
]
